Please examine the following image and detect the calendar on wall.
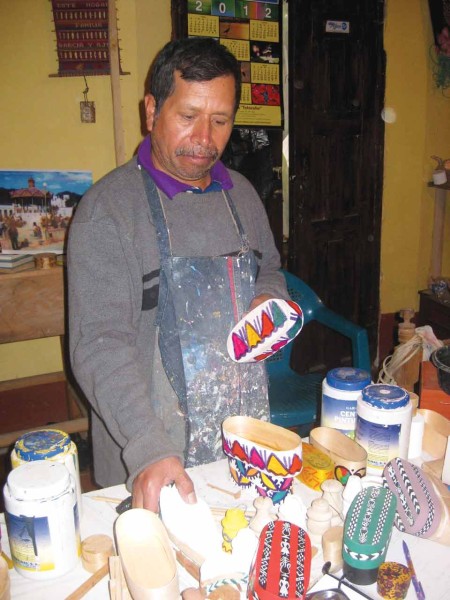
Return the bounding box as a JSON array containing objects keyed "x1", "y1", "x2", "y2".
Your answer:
[{"x1": 187, "y1": 0, "x2": 283, "y2": 128}]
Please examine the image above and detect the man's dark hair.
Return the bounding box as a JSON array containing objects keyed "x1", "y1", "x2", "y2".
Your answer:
[{"x1": 146, "y1": 37, "x2": 241, "y2": 115}]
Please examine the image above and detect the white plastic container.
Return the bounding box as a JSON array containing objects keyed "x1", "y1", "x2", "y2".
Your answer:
[
  {"x1": 355, "y1": 384, "x2": 412, "y2": 476},
  {"x1": 3, "y1": 461, "x2": 81, "y2": 580},
  {"x1": 321, "y1": 367, "x2": 371, "y2": 438},
  {"x1": 10, "y1": 429, "x2": 82, "y2": 515}
]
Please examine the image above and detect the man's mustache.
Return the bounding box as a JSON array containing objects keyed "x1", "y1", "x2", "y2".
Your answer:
[{"x1": 175, "y1": 146, "x2": 219, "y2": 159}]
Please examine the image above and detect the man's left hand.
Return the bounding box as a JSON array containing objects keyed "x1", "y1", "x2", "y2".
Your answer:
[{"x1": 248, "y1": 293, "x2": 274, "y2": 312}]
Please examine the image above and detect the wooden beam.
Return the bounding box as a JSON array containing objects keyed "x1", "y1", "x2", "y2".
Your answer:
[{"x1": 108, "y1": 0, "x2": 126, "y2": 166}]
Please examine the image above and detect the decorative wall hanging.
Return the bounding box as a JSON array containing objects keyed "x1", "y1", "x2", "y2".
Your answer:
[{"x1": 49, "y1": 0, "x2": 125, "y2": 77}]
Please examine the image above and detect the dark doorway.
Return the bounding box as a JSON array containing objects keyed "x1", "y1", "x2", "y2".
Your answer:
[{"x1": 288, "y1": 0, "x2": 385, "y2": 375}]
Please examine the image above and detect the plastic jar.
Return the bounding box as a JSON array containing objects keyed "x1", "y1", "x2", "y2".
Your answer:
[
  {"x1": 355, "y1": 384, "x2": 412, "y2": 476},
  {"x1": 11, "y1": 429, "x2": 82, "y2": 515},
  {"x1": 3, "y1": 461, "x2": 80, "y2": 579},
  {"x1": 321, "y1": 368, "x2": 371, "y2": 438}
]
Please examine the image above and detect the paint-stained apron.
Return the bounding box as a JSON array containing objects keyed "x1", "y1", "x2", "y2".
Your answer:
[{"x1": 142, "y1": 170, "x2": 269, "y2": 467}]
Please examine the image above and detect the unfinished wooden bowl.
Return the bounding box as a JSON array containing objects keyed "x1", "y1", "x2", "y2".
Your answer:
[
  {"x1": 159, "y1": 485, "x2": 222, "y2": 569},
  {"x1": 418, "y1": 408, "x2": 450, "y2": 458},
  {"x1": 114, "y1": 508, "x2": 180, "y2": 600},
  {"x1": 309, "y1": 427, "x2": 367, "y2": 484},
  {"x1": 222, "y1": 416, "x2": 302, "y2": 504}
]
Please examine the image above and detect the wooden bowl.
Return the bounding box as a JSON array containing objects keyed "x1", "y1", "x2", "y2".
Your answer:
[
  {"x1": 115, "y1": 508, "x2": 180, "y2": 600},
  {"x1": 418, "y1": 408, "x2": 450, "y2": 458},
  {"x1": 309, "y1": 426, "x2": 367, "y2": 484},
  {"x1": 222, "y1": 416, "x2": 302, "y2": 504}
]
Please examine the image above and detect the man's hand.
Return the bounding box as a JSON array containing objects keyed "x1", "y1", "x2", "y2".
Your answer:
[
  {"x1": 248, "y1": 293, "x2": 274, "y2": 312},
  {"x1": 132, "y1": 456, "x2": 197, "y2": 512}
]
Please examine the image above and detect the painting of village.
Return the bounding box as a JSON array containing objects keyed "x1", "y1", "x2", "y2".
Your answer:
[{"x1": 0, "y1": 170, "x2": 92, "y2": 254}]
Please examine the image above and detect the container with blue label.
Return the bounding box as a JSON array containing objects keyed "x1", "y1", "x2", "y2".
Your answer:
[
  {"x1": 10, "y1": 429, "x2": 82, "y2": 516},
  {"x1": 355, "y1": 384, "x2": 412, "y2": 476},
  {"x1": 321, "y1": 368, "x2": 371, "y2": 438},
  {"x1": 3, "y1": 461, "x2": 80, "y2": 579}
]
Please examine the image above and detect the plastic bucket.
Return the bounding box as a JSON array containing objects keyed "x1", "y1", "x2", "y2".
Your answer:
[{"x1": 431, "y1": 346, "x2": 450, "y2": 395}]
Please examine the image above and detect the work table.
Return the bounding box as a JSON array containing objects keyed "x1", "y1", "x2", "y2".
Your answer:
[{"x1": 1, "y1": 459, "x2": 449, "y2": 599}]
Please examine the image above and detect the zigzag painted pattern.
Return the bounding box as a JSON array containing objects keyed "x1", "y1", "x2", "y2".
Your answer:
[
  {"x1": 343, "y1": 544, "x2": 384, "y2": 562},
  {"x1": 410, "y1": 462, "x2": 436, "y2": 535},
  {"x1": 346, "y1": 492, "x2": 364, "y2": 537},
  {"x1": 383, "y1": 462, "x2": 413, "y2": 531},
  {"x1": 396, "y1": 459, "x2": 421, "y2": 515},
  {"x1": 384, "y1": 458, "x2": 436, "y2": 537},
  {"x1": 373, "y1": 492, "x2": 394, "y2": 544},
  {"x1": 259, "y1": 521, "x2": 274, "y2": 589}
]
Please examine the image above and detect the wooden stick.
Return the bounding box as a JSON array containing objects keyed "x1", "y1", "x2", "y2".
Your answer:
[
  {"x1": 0, "y1": 551, "x2": 13, "y2": 570},
  {"x1": 65, "y1": 562, "x2": 109, "y2": 600},
  {"x1": 209, "y1": 506, "x2": 255, "y2": 519},
  {"x1": 174, "y1": 547, "x2": 201, "y2": 582},
  {"x1": 431, "y1": 186, "x2": 447, "y2": 278},
  {"x1": 206, "y1": 484, "x2": 241, "y2": 499},
  {"x1": 87, "y1": 495, "x2": 123, "y2": 504}
]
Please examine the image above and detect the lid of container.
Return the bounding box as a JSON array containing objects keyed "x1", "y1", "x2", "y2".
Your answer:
[
  {"x1": 382, "y1": 457, "x2": 442, "y2": 539},
  {"x1": 326, "y1": 368, "x2": 371, "y2": 391},
  {"x1": 6, "y1": 461, "x2": 70, "y2": 500},
  {"x1": 343, "y1": 486, "x2": 397, "y2": 571},
  {"x1": 361, "y1": 384, "x2": 409, "y2": 410},
  {"x1": 14, "y1": 428, "x2": 71, "y2": 461}
]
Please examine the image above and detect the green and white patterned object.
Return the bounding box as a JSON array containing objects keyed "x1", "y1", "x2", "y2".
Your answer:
[{"x1": 343, "y1": 486, "x2": 397, "y2": 575}]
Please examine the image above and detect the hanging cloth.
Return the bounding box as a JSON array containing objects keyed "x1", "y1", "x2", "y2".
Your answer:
[{"x1": 142, "y1": 169, "x2": 269, "y2": 467}]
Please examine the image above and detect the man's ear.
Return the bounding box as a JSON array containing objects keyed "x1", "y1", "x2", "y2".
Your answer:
[{"x1": 144, "y1": 95, "x2": 157, "y2": 132}]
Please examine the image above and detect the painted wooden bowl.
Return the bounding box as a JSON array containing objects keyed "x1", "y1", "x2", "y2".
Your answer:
[
  {"x1": 309, "y1": 426, "x2": 367, "y2": 485},
  {"x1": 222, "y1": 416, "x2": 303, "y2": 504},
  {"x1": 227, "y1": 299, "x2": 303, "y2": 363}
]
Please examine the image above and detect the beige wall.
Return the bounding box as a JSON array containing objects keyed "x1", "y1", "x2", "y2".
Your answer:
[
  {"x1": 1, "y1": 0, "x2": 450, "y2": 381},
  {"x1": 381, "y1": 0, "x2": 450, "y2": 313},
  {"x1": 0, "y1": 0, "x2": 171, "y2": 381}
]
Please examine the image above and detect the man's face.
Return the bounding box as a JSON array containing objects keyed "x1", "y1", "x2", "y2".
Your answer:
[{"x1": 145, "y1": 71, "x2": 236, "y2": 189}]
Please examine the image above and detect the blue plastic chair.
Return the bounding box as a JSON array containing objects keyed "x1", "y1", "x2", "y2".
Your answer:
[{"x1": 267, "y1": 270, "x2": 371, "y2": 435}]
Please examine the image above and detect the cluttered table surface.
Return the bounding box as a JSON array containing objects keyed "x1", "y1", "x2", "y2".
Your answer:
[{"x1": 1, "y1": 457, "x2": 449, "y2": 600}]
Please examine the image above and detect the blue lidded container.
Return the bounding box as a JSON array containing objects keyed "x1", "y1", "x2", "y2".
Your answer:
[
  {"x1": 321, "y1": 367, "x2": 371, "y2": 438},
  {"x1": 355, "y1": 384, "x2": 412, "y2": 476}
]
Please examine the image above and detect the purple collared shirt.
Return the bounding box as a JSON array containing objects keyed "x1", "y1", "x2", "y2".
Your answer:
[{"x1": 137, "y1": 136, "x2": 233, "y2": 199}]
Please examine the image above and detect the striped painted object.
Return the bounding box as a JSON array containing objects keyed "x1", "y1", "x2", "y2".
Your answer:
[{"x1": 247, "y1": 520, "x2": 311, "y2": 600}]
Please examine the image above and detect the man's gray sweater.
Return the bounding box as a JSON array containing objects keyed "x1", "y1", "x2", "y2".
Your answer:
[{"x1": 68, "y1": 156, "x2": 287, "y2": 490}]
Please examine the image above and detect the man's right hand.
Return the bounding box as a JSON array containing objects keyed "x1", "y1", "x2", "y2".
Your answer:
[{"x1": 131, "y1": 456, "x2": 197, "y2": 513}]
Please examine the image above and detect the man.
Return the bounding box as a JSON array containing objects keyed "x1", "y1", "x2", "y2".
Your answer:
[{"x1": 68, "y1": 37, "x2": 287, "y2": 512}]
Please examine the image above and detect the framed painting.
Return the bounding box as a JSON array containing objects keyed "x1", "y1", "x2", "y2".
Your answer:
[{"x1": 0, "y1": 170, "x2": 92, "y2": 254}]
